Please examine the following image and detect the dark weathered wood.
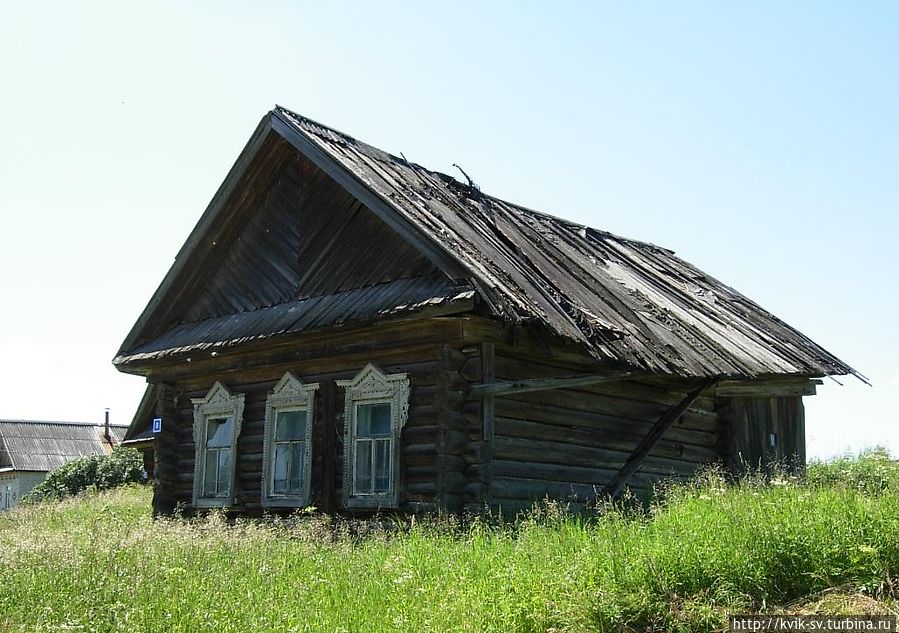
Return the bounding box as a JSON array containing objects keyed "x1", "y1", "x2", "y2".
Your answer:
[
  {"x1": 716, "y1": 378, "x2": 820, "y2": 398},
  {"x1": 271, "y1": 112, "x2": 467, "y2": 282},
  {"x1": 719, "y1": 395, "x2": 807, "y2": 476},
  {"x1": 319, "y1": 381, "x2": 337, "y2": 513},
  {"x1": 494, "y1": 395, "x2": 717, "y2": 438},
  {"x1": 130, "y1": 318, "x2": 465, "y2": 380},
  {"x1": 152, "y1": 383, "x2": 179, "y2": 517},
  {"x1": 480, "y1": 343, "x2": 495, "y2": 506},
  {"x1": 493, "y1": 435, "x2": 712, "y2": 475},
  {"x1": 469, "y1": 371, "x2": 640, "y2": 398},
  {"x1": 433, "y1": 346, "x2": 469, "y2": 512},
  {"x1": 163, "y1": 345, "x2": 450, "y2": 514},
  {"x1": 604, "y1": 378, "x2": 717, "y2": 498}
]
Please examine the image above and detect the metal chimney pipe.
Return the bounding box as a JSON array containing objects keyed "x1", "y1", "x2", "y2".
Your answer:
[{"x1": 104, "y1": 408, "x2": 111, "y2": 444}]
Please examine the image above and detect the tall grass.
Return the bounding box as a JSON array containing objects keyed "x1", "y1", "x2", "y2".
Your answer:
[{"x1": 0, "y1": 450, "x2": 896, "y2": 632}]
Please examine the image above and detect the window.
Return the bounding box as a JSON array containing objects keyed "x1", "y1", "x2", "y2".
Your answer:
[
  {"x1": 261, "y1": 372, "x2": 319, "y2": 508},
  {"x1": 192, "y1": 382, "x2": 245, "y2": 508},
  {"x1": 337, "y1": 364, "x2": 409, "y2": 509},
  {"x1": 202, "y1": 416, "x2": 233, "y2": 498}
]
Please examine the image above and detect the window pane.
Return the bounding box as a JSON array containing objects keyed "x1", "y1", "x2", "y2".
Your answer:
[
  {"x1": 217, "y1": 449, "x2": 231, "y2": 496},
  {"x1": 289, "y1": 442, "x2": 305, "y2": 494},
  {"x1": 207, "y1": 416, "x2": 233, "y2": 448},
  {"x1": 273, "y1": 444, "x2": 289, "y2": 495},
  {"x1": 203, "y1": 450, "x2": 218, "y2": 496},
  {"x1": 374, "y1": 439, "x2": 391, "y2": 493},
  {"x1": 275, "y1": 410, "x2": 306, "y2": 442},
  {"x1": 356, "y1": 403, "x2": 391, "y2": 438},
  {"x1": 355, "y1": 439, "x2": 372, "y2": 493}
]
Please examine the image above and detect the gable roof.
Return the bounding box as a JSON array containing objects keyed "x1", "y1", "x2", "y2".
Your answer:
[
  {"x1": 0, "y1": 420, "x2": 128, "y2": 473},
  {"x1": 115, "y1": 106, "x2": 858, "y2": 381}
]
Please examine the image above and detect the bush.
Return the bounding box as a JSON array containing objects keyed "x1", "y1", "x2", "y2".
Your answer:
[
  {"x1": 23, "y1": 447, "x2": 144, "y2": 503},
  {"x1": 806, "y1": 447, "x2": 898, "y2": 495}
]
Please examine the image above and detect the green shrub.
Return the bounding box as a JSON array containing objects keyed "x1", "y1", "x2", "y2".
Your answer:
[
  {"x1": 806, "y1": 447, "x2": 898, "y2": 495},
  {"x1": 23, "y1": 447, "x2": 144, "y2": 503}
]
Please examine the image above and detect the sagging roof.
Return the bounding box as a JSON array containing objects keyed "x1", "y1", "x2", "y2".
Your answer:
[
  {"x1": 115, "y1": 106, "x2": 858, "y2": 380},
  {"x1": 0, "y1": 420, "x2": 128, "y2": 473}
]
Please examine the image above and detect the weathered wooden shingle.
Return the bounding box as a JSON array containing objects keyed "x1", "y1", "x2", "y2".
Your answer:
[
  {"x1": 115, "y1": 107, "x2": 857, "y2": 381},
  {"x1": 117, "y1": 274, "x2": 474, "y2": 363},
  {"x1": 273, "y1": 107, "x2": 857, "y2": 380}
]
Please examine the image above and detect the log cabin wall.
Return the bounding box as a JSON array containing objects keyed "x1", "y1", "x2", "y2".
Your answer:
[
  {"x1": 480, "y1": 346, "x2": 720, "y2": 511},
  {"x1": 149, "y1": 326, "x2": 476, "y2": 515}
]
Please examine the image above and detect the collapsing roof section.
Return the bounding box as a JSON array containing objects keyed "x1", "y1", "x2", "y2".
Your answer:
[{"x1": 115, "y1": 106, "x2": 858, "y2": 380}]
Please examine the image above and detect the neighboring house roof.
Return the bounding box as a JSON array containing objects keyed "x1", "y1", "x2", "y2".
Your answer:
[
  {"x1": 114, "y1": 106, "x2": 859, "y2": 381},
  {"x1": 0, "y1": 420, "x2": 128, "y2": 472}
]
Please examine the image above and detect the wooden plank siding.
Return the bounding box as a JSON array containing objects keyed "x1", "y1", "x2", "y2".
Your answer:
[{"x1": 716, "y1": 395, "x2": 806, "y2": 475}]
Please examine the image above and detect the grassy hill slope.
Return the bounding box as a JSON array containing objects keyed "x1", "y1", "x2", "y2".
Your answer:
[{"x1": 1, "y1": 452, "x2": 897, "y2": 632}]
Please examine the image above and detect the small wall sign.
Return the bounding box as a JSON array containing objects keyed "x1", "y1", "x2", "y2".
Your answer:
[{"x1": 152, "y1": 417, "x2": 163, "y2": 433}]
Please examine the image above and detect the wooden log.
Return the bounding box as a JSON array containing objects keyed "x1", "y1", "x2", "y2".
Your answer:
[
  {"x1": 604, "y1": 378, "x2": 717, "y2": 498},
  {"x1": 493, "y1": 417, "x2": 717, "y2": 460},
  {"x1": 492, "y1": 477, "x2": 601, "y2": 501},
  {"x1": 495, "y1": 396, "x2": 717, "y2": 437},
  {"x1": 494, "y1": 460, "x2": 617, "y2": 486},
  {"x1": 481, "y1": 343, "x2": 495, "y2": 506},
  {"x1": 493, "y1": 437, "x2": 707, "y2": 475},
  {"x1": 464, "y1": 441, "x2": 489, "y2": 465},
  {"x1": 469, "y1": 371, "x2": 640, "y2": 398},
  {"x1": 152, "y1": 382, "x2": 180, "y2": 517},
  {"x1": 406, "y1": 482, "x2": 437, "y2": 496}
]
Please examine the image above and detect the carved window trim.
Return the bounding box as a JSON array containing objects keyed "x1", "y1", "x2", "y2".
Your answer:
[
  {"x1": 337, "y1": 364, "x2": 410, "y2": 509},
  {"x1": 261, "y1": 372, "x2": 319, "y2": 509},
  {"x1": 192, "y1": 382, "x2": 245, "y2": 509}
]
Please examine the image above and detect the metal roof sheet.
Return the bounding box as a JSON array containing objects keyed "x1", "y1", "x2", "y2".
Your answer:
[{"x1": 0, "y1": 420, "x2": 128, "y2": 472}]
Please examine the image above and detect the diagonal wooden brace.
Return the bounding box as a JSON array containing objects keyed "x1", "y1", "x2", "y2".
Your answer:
[{"x1": 603, "y1": 377, "x2": 718, "y2": 499}]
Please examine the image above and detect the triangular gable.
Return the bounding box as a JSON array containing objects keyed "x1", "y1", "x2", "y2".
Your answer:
[{"x1": 118, "y1": 113, "x2": 466, "y2": 356}]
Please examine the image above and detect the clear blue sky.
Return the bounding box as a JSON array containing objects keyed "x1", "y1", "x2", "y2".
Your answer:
[{"x1": 0, "y1": 1, "x2": 895, "y2": 459}]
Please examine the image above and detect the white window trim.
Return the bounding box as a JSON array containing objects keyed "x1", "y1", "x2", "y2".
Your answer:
[
  {"x1": 337, "y1": 364, "x2": 410, "y2": 509},
  {"x1": 261, "y1": 372, "x2": 319, "y2": 509},
  {"x1": 192, "y1": 382, "x2": 245, "y2": 509}
]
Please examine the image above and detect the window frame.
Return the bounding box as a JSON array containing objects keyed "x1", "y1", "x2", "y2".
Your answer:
[
  {"x1": 337, "y1": 364, "x2": 410, "y2": 509},
  {"x1": 192, "y1": 382, "x2": 245, "y2": 509},
  {"x1": 261, "y1": 372, "x2": 319, "y2": 509}
]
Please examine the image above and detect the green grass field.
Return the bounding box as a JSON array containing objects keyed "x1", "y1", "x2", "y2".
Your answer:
[{"x1": 1, "y1": 451, "x2": 897, "y2": 632}]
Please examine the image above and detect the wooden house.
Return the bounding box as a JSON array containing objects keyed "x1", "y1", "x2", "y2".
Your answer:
[
  {"x1": 115, "y1": 107, "x2": 858, "y2": 516},
  {"x1": 0, "y1": 419, "x2": 127, "y2": 510}
]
